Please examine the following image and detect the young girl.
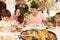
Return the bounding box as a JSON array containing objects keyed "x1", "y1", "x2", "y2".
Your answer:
[{"x1": 53, "y1": 12, "x2": 60, "y2": 27}]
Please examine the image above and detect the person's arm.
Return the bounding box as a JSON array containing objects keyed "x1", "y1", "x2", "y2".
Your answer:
[
  {"x1": 0, "y1": 22, "x2": 5, "y2": 31},
  {"x1": 0, "y1": 27, "x2": 6, "y2": 31},
  {"x1": 9, "y1": 22, "x2": 16, "y2": 31},
  {"x1": 41, "y1": 13, "x2": 50, "y2": 26},
  {"x1": 24, "y1": 19, "x2": 30, "y2": 24},
  {"x1": 43, "y1": 20, "x2": 50, "y2": 27},
  {"x1": 24, "y1": 15, "x2": 31, "y2": 25}
]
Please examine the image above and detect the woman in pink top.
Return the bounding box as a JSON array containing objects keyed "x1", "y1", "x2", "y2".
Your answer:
[{"x1": 25, "y1": 4, "x2": 49, "y2": 26}]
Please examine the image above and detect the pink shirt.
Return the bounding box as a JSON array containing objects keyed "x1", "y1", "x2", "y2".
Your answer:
[{"x1": 26, "y1": 13, "x2": 46, "y2": 25}]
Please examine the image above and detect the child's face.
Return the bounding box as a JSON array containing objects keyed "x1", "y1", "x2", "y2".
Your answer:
[
  {"x1": 55, "y1": 15, "x2": 60, "y2": 22},
  {"x1": 2, "y1": 17, "x2": 10, "y2": 21},
  {"x1": 30, "y1": 8, "x2": 38, "y2": 16}
]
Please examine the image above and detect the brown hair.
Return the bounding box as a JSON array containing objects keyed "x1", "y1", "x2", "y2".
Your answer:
[
  {"x1": 56, "y1": 12, "x2": 60, "y2": 17},
  {"x1": 30, "y1": 4, "x2": 38, "y2": 9},
  {"x1": 1, "y1": 9, "x2": 11, "y2": 17},
  {"x1": 15, "y1": 7, "x2": 24, "y2": 23}
]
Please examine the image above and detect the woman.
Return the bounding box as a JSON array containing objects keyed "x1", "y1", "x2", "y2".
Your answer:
[{"x1": 11, "y1": 7, "x2": 24, "y2": 26}]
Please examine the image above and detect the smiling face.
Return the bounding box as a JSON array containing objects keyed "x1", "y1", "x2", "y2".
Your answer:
[
  {"x1": 15, "y1": 9, "x2": 20, "y2": 16},
  {"x1": 55, "y1": 15, "x2": 60, "y2": 23},
  {"x1": 30, "y1": 8, "x2": 38, "y2": 16}
]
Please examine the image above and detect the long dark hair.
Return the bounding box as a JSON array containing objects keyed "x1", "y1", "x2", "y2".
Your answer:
[{"x1": 15, "y1": 7, "x2": 24, "y2": 24}]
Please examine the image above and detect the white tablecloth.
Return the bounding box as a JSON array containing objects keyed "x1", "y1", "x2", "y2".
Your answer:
[
  {"x1": 0, "y1": 26, "x2": 60, "y2": 40},
  {"x1": 0, "y1": 32, "x2": 20, "y2": 40},
  {"x1": 47, "y1": 27, "x2": 60, "y2": 40}
]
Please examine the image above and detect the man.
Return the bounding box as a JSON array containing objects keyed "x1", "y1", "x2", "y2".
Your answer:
[{"x1": 25, "y1": 4, "x2": 50, "y2": 26}]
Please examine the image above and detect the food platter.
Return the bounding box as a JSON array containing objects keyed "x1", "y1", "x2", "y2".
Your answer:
[
  {"x1": 0, "y1": 24, "x2": 59, "y2": 40},
  {"x1": 20, "y1": 29, "x2": 57, "y2": 40}
]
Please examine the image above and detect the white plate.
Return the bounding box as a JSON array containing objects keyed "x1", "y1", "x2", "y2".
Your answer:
[{"x1": 0, "y1": 32, "x2": 20, "y2": 40}]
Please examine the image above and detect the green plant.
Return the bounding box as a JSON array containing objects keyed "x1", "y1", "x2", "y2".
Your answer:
[
  {"x1": 46, "y1": 16, "x2": 55, "y2": 23},
  {"x1": 28, "y1": 0, "x2": 40, "y2": 7},
  {"x1": 24, "y1": 11, "x2": 31, "y2": 18},
  {"x1": 23, "y1": 4, "x2": 31, "y2": 18}
]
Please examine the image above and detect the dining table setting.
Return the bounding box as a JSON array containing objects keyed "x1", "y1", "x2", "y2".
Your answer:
[{"x1": 0, "y1": 24, "x2": 60, "y2": 40}]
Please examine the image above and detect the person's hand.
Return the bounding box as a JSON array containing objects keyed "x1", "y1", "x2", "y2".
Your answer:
[
  {"x1": 9, "y1": 26, "x2": 16, "y2": 31},
  {"x1": 24, "y1": 20, "x2": 27, "y2": 24},
  {"x1": 43, "y1": 20, "x2": 50, "y2": 27},
  {"x1": 14, "y1": 22, "x2": 20, "y2": 27},
  {"x1": 0, "y1": 27, "x2": 5, "y2": 32}
]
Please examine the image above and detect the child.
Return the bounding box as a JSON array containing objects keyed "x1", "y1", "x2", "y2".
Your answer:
[
  {"x1": 0, "y1": 9, "x2": 15, "y2": 32},
  {"x1": 53, "y1": 12, "x2": 60, "y2": 27}
]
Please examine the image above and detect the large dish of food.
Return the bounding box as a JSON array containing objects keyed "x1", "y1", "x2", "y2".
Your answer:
[{"x1": 20, "y1": 29, "x2": 57, "y2": 40}]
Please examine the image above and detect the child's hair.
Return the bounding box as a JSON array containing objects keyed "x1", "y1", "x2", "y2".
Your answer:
[
  {"x1": 56, "y1": 12, "x2": 60, "y2": 16},
  {"x1": 30, "y1": 4, "x2": 38, "y2": 9},
  {"x1": 1, "y1": 9, "x2": 11, "y2": 17}
]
